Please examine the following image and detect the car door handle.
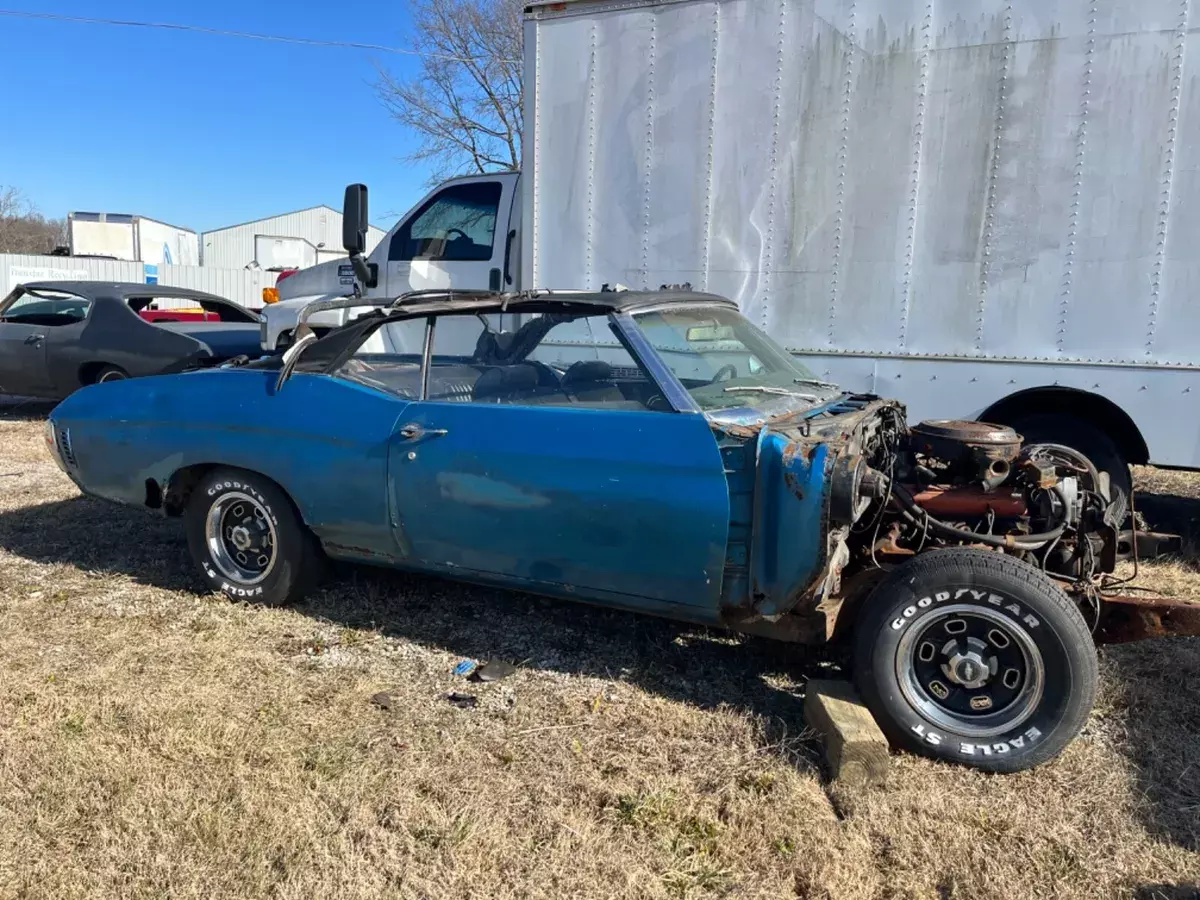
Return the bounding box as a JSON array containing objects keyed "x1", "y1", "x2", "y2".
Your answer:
[
  {"x1": 399, "y1": 423, "x2": 448, "y2": 441},
  {"x1": 24, "y1": 334, "x2": 44, "y2": 345}
]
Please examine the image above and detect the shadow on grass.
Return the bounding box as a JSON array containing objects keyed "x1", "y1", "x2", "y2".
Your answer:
[
  {"x1": 0, "y1": 397, "x2": 55, "y2": 422},
  {"x1": 1103, "y1": 637, "x2": 1200, "y2": 853},
  {"x1": 1137, "y1": 489, "x2": 1200, "y2": 564},
  {"x1": 4, "y1": 492, "x2": 1198, "y2": 844},
  {"x1": 0, "y1": 494, "x2": 832, "y2": 774},
  {"x1": 1135, "y1": 885, "x2": 1200, "y2": 900}
]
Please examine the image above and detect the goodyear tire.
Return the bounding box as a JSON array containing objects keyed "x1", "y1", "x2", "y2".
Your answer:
[
  {"x1": 185, "y1": 467, "x2": 319, "y2": 606},
  {"x1": 854, "y1": 548, "x2": 1097, "y2": 773}
]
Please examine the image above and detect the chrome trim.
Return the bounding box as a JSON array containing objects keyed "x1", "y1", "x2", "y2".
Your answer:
[{"x1": 609, "y1": 311, "x2": 701, "y2": 414}]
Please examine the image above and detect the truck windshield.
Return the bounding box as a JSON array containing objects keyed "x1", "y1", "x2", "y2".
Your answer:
[{"x1": 630, "y1": 306, "x2": 840, "y2": 413}]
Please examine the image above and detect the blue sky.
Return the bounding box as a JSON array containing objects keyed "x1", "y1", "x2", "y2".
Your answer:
[{"x1": 1, "y1": 2, "x2": 436, "y2": 232}]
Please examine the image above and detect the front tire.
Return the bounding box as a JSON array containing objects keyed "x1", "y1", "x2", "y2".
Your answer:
[
  {"x1": 854, "y1": 548, "x2": 1097, "y2": 773},
  {"x1": 185, "y1": 468, "x2": 319, "y2": 606},
  {"x1": 95, "y1": 365, "x2": 128, "y2": 384}
]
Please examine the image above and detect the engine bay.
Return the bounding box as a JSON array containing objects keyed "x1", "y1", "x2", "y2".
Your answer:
[{"x1": 850, "y1": 414, "x2": 1125, "y2": 586}]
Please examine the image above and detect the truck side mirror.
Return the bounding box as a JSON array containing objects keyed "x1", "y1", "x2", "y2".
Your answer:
[{"x1": 342, "y1": 184, "x2": 369, "y2": 255}]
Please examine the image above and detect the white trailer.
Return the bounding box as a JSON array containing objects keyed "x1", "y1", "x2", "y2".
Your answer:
[
  {"x1": 273, "y1": 0, "x2": 1200, "y2": 488},
  {"x1": 69, "y1": 213, "x2": 199, "y2": 267},
  {"x1": 254, "y1": 234, "x2": 318, "y2": 272}
]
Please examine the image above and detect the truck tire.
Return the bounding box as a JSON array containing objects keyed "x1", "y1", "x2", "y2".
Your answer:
[
  {"x1": 185, "y1": 467, "x2": 320, "y2": 606},
  {"x1": 853, "y1": 548, "x2": 1097, "y2": 773},
  {"x1": 1008, "y1": 413, "x2": 1131, "y2": 504}
]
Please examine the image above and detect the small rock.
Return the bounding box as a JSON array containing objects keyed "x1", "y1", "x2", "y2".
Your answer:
[
  {"x1": 447, "y1": 691, "x2": 478, "y2": 709},
  {"x1": 370, "y1": 692, "x2": 394, "y2": 710},
  {"x1": 473, "y1": 660, "x2": 517, "y2": 682}
]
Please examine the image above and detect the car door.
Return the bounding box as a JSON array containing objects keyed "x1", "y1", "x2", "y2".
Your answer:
[
  {"x1": 383, "y1": 175, "x2": 516, "y2": 296},
  {"x1": 386, "y1": 311, "x2": 732, "y2": 614},
  {"x1": 0, "y1": 289, "x2": 80, "y2": 397},
  {"x1": 0, "y1": 322, "x2": 50, "y2": 396}
]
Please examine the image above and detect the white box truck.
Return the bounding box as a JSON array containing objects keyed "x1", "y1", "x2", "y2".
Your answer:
[
  {"x1": 69, "y1": 213, "x2": 199, "y2": 266},
  {"x1": 269, "y1": 0, "x2": 1200, "y2": 490}
]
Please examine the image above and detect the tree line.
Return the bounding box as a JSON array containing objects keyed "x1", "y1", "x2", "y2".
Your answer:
[{"x1": 0, "y1": 186, "x2": 67, "y2": 255}]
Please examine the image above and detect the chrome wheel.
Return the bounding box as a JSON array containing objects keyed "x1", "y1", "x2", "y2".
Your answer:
[
  {"x1": 98, "y1": 370, "x2": 126, "y2": 383},
  {"x1": 896, "y1": 604, "x2": 1045, "y2": 738},
  {"x1": 204, "y1": 492, "x2": 277, "y2": 586}
]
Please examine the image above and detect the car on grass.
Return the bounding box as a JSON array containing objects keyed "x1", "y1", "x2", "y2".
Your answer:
[
  {"x1": 0, "y1": 282, "x2": 263, "y2": 400},
  {"x1": 44, "y1": 287, "x2": 1196, "y2": 773}
]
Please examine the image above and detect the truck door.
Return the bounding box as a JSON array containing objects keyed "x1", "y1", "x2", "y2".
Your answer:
[{"x1": 383, "y1": 175, "x2": 515, "y2": 295}]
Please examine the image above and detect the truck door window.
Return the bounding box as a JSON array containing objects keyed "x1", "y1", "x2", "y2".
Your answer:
[{"x1": 389, "y1": 182, "x2": 502, "y2": 262}]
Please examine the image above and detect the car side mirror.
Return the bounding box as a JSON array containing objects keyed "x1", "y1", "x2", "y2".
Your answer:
[{"x1": 343, "y1": 184, "x2": 369, "y2": 254}]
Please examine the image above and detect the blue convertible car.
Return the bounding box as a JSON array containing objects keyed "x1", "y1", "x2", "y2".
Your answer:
[{"x1": 45, "y1": 285, "x2": 1191, "y2": 772}]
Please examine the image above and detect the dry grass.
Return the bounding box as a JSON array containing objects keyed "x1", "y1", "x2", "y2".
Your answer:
[{"x1": 0, "y1": 401, "x2": 1197, "y2": 899}]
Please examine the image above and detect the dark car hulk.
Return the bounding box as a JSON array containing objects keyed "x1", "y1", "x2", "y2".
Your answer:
[{"x1": 0, "y1": 282, "x2": 262, "y2": 400}]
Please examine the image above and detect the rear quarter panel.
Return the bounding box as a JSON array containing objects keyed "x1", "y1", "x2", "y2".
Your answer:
[
  {"x1": 49, "y1": 297, "x2": 206, "y2": 390},
  {"x1": 53, "y1": 369, "x2": 409, "y2": 560}
]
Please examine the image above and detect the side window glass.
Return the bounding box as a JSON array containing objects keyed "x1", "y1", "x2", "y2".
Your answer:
[
  {"x1": 425, "y1": 312, "x2": 667, "y2": 412},
  {"x1": 388, "y1": 182, "x2": 502, "y2": 262},
  {"x1": 334, "y1": 317, "x2": 428, "y2": 399},
  {"x1": 0, "y1": 291, "x2": 91, "y2": 325}
]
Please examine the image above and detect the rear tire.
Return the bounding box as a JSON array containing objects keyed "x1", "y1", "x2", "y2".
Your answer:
[
  {"x1": 854, "y1": 548, "x2": 1097, "y2": 773},
  {"x1": 1009, "y1": 413, "x2": 1131, "y2": 505},
  {"x1": 185, "y1": 467, "x2": 319, "y2": 606}
]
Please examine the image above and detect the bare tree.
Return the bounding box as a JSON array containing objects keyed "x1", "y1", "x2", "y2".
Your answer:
[
  {"x1": 0, "y1": 186, "x2": 67, "y2": 255},
  {"x1": 376, "y1": 0, "x2": 523, "y2": 181}
]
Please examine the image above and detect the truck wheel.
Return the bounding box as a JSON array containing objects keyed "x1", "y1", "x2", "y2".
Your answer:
[
  {"x1": 1008, "y1": 413, "x2": 1131, "y2": 504},
  {"x1": 854, "y1": 548, "x2": 1097, "y2": 773},
  {"x1": 95, "y1": 365, "x2": 128, "y2": 383},
  {"x1": 185, "y1": 467, "x2": 320, "y2": 606}
]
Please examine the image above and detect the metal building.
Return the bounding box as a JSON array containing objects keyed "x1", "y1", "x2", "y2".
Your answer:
[{"x1": 201, "y1": 206, "x2": 387, "y2": 271}]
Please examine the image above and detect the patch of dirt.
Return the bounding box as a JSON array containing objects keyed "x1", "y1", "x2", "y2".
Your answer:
[{"x1": 0, "y1": 419, "x2": 1196, "y2": 899}]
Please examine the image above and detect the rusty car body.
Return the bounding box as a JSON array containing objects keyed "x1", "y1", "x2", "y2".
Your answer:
[{"x1": 45, "y1": 288, "x2": 1196, "y2": 773}]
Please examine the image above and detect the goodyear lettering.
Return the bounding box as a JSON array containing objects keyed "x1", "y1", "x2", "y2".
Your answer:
[{"x1": 890, "y1": 589, "x2": 1040, "y2": 633}]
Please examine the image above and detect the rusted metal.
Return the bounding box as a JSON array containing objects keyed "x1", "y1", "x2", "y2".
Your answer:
[
  {"x1": 713, "y1": 421, "x2": 762, "y2": 440},
  {"x1": 872, "y1": 521, "x2": 914, "y2": 560},
  {"x1": 1115, "y1": 529, "x2": 1182, "y2": 560},
  {"x1": 910, "y1": 420, "x2": 1022, "y2": 490},
  {"x1": 909, "y1": 485, "x2": 1027, "y2": 518},
  {"x1": 1096, "y1": 593, "x2": 1200, "y2": 643}
]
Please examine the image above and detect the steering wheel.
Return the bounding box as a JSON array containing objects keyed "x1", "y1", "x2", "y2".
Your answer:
[
  {"x1": 445, "y1": 228, "x2": 469, "y2": 242},
  {"x1": 712, "y1": 364, "x2": 738, "y2": 383}
]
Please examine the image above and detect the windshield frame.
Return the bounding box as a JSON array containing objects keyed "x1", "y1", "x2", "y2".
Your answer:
[
  {"x1": 279, "y1": 301, "x2": 706, "y2": 413},
  {"x1": 625, "y1": 301, "x2": 842, "y2": 425},
  {"x1": 272, "y1": 296, "x2": 843, "y2": 424}
]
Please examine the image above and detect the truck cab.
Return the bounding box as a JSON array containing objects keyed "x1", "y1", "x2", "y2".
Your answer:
[{"x1": 263, "y1": 173, "x2": 520, "y2": 349}]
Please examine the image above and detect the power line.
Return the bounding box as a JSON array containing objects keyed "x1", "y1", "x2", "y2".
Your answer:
[{"x1": 0, "y1": 9, "x2": 486, "y2": 62}]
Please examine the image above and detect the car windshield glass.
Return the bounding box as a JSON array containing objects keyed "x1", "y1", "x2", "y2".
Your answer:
[{"x1": 629, "y1": 305, "x2": 840, "y2": 413}]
